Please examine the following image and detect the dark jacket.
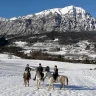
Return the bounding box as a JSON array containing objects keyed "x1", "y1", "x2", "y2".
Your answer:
[
  {"x1": 37, "y1": 66, "x2": 43, "y2": 73},
  {"x1": 53, "y1": 68, "x2": 58, "y2": 80},
  {"x1": 45, "y1": 66, "x2": 50, "y2": 72},
  {"x1": 54, "y1": 68, "x2": 58, "y2": 75},
  {"x1": 25, "y1": 67, "x2": 31, "y2": 72}
]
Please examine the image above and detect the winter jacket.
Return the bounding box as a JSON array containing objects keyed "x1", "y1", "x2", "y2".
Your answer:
[
  {"x1": 25, "y1": 67, "x2": 31, "y2": 72},
  {"x1": 45, "y1": 66, "x2": 50, "y2": 72},
  {"x1": 37, "y1": 66, "x2": 43, "y2": 73},
  {"x1": 54, "y1": 68, "x2": 58, "y2": 75}
]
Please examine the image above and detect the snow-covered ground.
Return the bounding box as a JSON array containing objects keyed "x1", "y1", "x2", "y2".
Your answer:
[
  {"x1": 0, "y1": 54, "x2": 96, "y2": 96},
  {"x1": 0, "y1": 54, "x2": 21, "y2": 59},
  {"x1": 13, "y1": 40, "x2": 96, "y2": 60}
]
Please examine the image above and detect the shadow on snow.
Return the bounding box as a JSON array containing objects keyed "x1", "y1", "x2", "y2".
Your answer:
[{"x1": 45, "y1": 84, "x2": 96, "y2": 90}]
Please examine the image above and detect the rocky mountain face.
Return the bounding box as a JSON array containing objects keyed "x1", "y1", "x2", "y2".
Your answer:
[{"x1": 0, "y1": 5, "x2": 96, "y2": 37}]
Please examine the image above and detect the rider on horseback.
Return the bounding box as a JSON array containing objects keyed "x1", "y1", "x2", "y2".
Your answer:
[
  {"x1": 45, "y1": 66, "x2": 50, "y2": 72},
  {"x1": 24, "y1": 64, "x2": 31, "y2": 79},
  {"x1": 53, "y1": 65, "x2": 58, "y2": 82},
  {"x1": 33, "y1": 63, "x2": 44, "y2": 80}
]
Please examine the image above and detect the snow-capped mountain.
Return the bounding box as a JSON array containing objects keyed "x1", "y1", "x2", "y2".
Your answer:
[
  {"x1": 10, "y1": 17, "x2": 17, "y2": 21},
  {"x1": 35, "y1": 5, "x2": 88, "y2": 17},
  {"x1": 0, "y1": 17, "x2": 8, "y2": 21},
  {"x1": 0, "y1": 5, "x2": 96, "y2": 36}
]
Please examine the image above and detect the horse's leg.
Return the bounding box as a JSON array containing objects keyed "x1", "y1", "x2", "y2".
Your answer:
[
  {"x1": 48, "y1": 82, "x2": 54, "y2": 90},
  {"x1": 63, "y1": 77, "x2": 68, "y2": 90},
  {"x1": 37, "y1": 79, "x2": 40, "y2": 89},
  {"x1": 63, "y1": 78, "x2": 66, "y2": 90},
  {"x1": 23, "y1": 73, "x2": 26, "y2": 87},
  {"x1": 37, "y1": 80, "x2": 38, "y2": 89},
  {"x1": 28, "y1": 80, "x2": 29, "y2": 87},
  {"x1": 60, "y1": 83, "x2": 63, "y2": 90},
  {"x1": 24, "y1": 79, "x2": 26, "y2": 87},
  {"x1": 48, "y1": 79, "x2": 54, "y2": 90},
  {"x1": 48, "y1": 79, "x2": 52, "y2": 90},
  {"x1": 59, "y1": 77, "x2": 65, "y2": 90},
  {"x1": 48, "y1": 83, "x2": 51, "y2": 90},
  {"x1": 52, "y1": 83, "x2": 54, "y2": 90},
  {"x1": 43, "y1": 81, "x2": 44, "y2": 88},
  {"x1": 38, "y1": 80, "x2": 40, "y2": 88}
]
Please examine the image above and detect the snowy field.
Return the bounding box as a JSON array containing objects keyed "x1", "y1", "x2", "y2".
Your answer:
[{"x1": 0, "y1": 54, "x2": 96, "y2": 96}]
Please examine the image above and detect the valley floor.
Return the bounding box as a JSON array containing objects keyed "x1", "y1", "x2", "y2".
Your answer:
[{"x1": 0, "y1": 58, "x2": 96, "y2": 96}]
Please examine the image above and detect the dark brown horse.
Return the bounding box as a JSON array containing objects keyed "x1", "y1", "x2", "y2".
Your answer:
[{"x1": 23, "y1": 71, "x2": 30, "y2": 87}]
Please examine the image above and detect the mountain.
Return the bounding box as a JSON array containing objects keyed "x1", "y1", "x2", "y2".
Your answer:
[{"x1": 0, "y1": 5, "x2": 96, "y2": 37}]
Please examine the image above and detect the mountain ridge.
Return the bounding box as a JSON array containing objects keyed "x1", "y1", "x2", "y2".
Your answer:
[
  {"x1": 0, "y1": 5, "x2": 96, "y2": 36},
  {"x1": 9, "y1": 5, "x2": 92, "y2": 20}
]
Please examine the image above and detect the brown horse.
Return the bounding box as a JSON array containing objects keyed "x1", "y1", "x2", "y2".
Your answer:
[{"x1": 23, "y1": 71, "x2": 30, "y2": 87}]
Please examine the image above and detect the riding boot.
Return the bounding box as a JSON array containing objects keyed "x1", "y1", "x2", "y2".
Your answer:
[
  {"x1": 33, "y1": 75, "x2": 36, "y2": 81},
  {"x1": 53, "y1": 74, "x2": 56, "y2": 82}
]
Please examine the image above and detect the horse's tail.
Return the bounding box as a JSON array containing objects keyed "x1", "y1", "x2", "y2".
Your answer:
[{"x1": 66, "y1": 76, "x2": 68, "y2": 85}]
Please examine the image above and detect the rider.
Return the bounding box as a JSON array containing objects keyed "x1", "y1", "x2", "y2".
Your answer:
[
  {"x1": 25, "y1": 64, "x2": 31, "y2": 79},
  {"x1": 33, "y1": 63, "x2": 43, "y2": 80},
  {"x1": 53, "y1": 65, "x2": 58, "y2": 82},
  {"x1": 45, "y1": 66, "x2": 50, "y2": 72}
]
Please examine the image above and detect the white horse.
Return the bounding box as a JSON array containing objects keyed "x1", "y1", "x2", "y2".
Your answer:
[
  {"x1": 34, "y1": 71, "x2": 45, "y2": 89},
  {"x1": 44, "y1": 71, "x2": 68, "y2": 90}
]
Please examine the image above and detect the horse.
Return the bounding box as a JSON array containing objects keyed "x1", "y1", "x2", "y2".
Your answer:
[
  {"x1": 44, "y1": 71, "x2": 68, "y2": 90},
  {"x1": 23, "y1": 71, "x2": 31, "y2": 87},
  {"x1": 34, "y1": 71, "x2": 45, "y2": 89}
]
